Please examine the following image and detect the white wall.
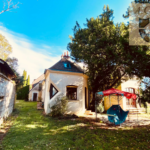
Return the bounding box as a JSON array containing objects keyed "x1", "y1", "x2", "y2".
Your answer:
[
  {"x1": 0, "y1": 79, "x2": 16, "y2": 125},
  {"x1": 42, "y1": 82, "x2": 45, "y2": 102},
  {"x1": 121, "y1": 79, "x2": 140, "y2": 110},
  {"x1": 44, "y1": 71, "x2": 88, "y2": 114},
  {"x1": 29, "y1": 84, "x2": 40, "y2": 101},
  {"x1": 29, "y1": 90, "x2": 39, "y2": 101}
]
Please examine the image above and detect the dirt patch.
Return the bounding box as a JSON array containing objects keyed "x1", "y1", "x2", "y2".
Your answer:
[
  {"x1": 0, "y1": 109, "x2": 19, "y2": 144},
  {"x1": 75, "y1": 114, "x2": 150, "y2": 130},
  {"x1": 0, "y1": 121, "x2": 12, "y2": 144}
]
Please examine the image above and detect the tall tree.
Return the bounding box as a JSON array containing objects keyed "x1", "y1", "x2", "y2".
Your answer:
[
  {"x1": 27, "y1": 75, "x2": 30, "y2": 85},
  {"x1": 23, "y1": 70, "x2": 27, "y2": 87},
  {"x1": 67, "y1": 5, "x2": 150, "y2": 109},
  {"x1": 6, "y1": 57, "x2": 18, "y2": 72},
  {"x1": 0, "y1": 34, "x2": 12, "y2": 60}
]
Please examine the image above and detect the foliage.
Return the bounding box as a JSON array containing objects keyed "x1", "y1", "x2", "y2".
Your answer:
[
  {"x1": 27, "y1": 75, "x2": 30, "y2": 85},
  {"x1": 0, "y1": 34, "x2": 12, "y2": 60},
  {"x1": 23, "y1": 70, "x2": 27, "y2": 87},
  {"x1": 5, "y1": 57, "x2": 20, "y2": 82},
  {"x1": 50, "y1": 96, "x2": 68, "y2": 117},
  {"x1": 141, "y1": 85, "x2": 150, "y2": 103},
  {"x1": 2, "y1": 100, "x2": 150, "y2": 150},
  {"x1": 97, "y1": 102, "x2": 104, "y2": 113},
  {"x1": 17, "y1": 85, "x2": 29, "y2": 100},
  {"x1": 5, "y1": 57, "x2": 24, "y2": 91},
  {"x1": 67, "y1": 5, "x2": 150, "y2": 109},
  {"x1": 5, "y1": 57, "x2": 18, "y2": 71}
]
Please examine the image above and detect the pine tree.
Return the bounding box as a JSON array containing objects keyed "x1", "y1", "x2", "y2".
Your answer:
[
  {"x1": 27, "y1": 75, "x2": 30, "y2": 85},
  {"x1": 23, "y1": 70, "x2": 27, "y2": 87}
]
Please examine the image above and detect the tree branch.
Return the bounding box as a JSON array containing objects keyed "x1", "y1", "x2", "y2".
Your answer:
[{"x1": 0, "y1": 0, "x2": 20, "y2": 14}]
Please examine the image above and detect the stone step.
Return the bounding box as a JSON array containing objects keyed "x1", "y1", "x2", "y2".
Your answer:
[
  {"x1": 84, "y1": 110, "x2": 94, "y2": 115},
  {"x1": 126, "y1": 108, "x2": 146, "y2": 113}
]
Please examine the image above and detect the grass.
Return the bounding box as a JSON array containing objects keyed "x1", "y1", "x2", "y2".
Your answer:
[{"x1": 1, "y1": 100, "x2": 150, "y2": 150}]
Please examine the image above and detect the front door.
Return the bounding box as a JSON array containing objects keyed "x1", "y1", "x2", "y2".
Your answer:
[{"x1": 33, "y1": 93, "x2": 37, "y2": 101}]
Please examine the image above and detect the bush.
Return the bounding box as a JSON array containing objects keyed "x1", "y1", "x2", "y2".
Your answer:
[
  {"x1": 17, "y1": 85, "x2": 29, "y2": 100},
  {"x1": 50, "y1": 96, "x2": 68, "y2": 117},
  {"x1": 97, "y1": 102, "x2": 104, "y2": 113}
]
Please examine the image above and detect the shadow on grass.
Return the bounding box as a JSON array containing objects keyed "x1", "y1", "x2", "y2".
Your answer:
[{"x1": 1, "y1": 100, "x2": 150, "y2": 150}]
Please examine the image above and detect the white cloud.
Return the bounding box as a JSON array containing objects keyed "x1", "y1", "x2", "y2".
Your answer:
[{"x1": 0, "y1": 26, "x2": 65, "y2": 83}]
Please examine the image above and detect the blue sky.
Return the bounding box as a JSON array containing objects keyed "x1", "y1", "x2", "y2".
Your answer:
[{"x1": 0, "y1": 0, "x2": 133, "y2": 82}]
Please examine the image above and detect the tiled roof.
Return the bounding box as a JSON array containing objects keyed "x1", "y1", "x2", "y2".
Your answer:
[
  {"x1": 49, "y1": 58, "x2": 84, "y2": 73},
  {"x1": 0, "y1": 59, "x2": 15, "y2": 77},
  {"x1": 32, "y1": 74, "x2": 45, "y2": 86}
]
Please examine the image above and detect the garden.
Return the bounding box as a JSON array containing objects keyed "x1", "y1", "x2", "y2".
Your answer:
[{"x1": 1, "y1": 100, "x2": 150, "y2": 150}]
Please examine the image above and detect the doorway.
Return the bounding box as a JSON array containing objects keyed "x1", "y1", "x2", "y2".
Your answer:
[{"x1": 33, "y1": 93, "x2": 37, "y2": 101}]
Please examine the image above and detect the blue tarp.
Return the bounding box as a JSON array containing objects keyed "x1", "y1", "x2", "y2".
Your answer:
[{"x1": 107, "y1": 105, "x2": 129, "y2": 125}]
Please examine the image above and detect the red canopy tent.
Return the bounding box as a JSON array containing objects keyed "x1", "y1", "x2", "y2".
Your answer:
[
  {"x1": 96, "y1": 88, "x2": 137, "y2": 124},
  {"x1": 97, "y1": 88, "x2": 137, "y2": 100}
]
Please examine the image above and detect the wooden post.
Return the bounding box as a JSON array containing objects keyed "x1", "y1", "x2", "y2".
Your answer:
[{"x1": 95, "y1": 93, "x2": 97, "y2": 121}]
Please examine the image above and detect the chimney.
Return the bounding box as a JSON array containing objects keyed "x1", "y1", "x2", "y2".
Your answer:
[{"x1": 61, "y1": 51, "x2": 70, "y2": 60}]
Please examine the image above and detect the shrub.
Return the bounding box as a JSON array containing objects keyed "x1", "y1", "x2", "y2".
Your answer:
[
  {"x1": 50, "y1": 96, "x2": 68, "y2": 117},
  {"x1": 97, "y1": 102, "x2": 104, "y2": 113},
  {"x1": 17, "y1": 85, "x2": 29, "y2": 100}
]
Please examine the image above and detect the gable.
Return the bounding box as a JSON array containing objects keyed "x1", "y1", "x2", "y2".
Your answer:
[{"x1": 49, "y1": 58, "x2": 84, "y2": 73}]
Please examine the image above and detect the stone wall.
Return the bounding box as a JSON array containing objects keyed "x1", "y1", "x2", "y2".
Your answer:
[{"x1": 0, "y1": 78, "x2": 16, "y2": 125}]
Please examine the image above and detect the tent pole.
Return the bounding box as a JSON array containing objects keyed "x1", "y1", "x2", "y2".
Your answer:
[
  {"x1": 95, "y1": 93, "x2": 97, "y2": 121},
  {"x1": 118, "y1": 95, "x2": 121, "y2": 126},
  {"x1": 109, "y1": 95, "x2": 111, "y2": 108}
]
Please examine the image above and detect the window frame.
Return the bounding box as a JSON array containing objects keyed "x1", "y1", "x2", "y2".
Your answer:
[
  {"x1": 125, "y1": 88, "x2": 135, "y2": 94},
  {"x1": 66, "y1": 85, "x2": 77, "y2": 100},
  {"x1": 63, "y1": 62, "x2": 71, "y2": 69},
  {"x1": 49, "y1": 83, "x2": 58, "y2": 99}
]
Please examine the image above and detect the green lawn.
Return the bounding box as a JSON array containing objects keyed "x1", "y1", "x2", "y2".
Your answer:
[{"x1": 1, "y1": 100, "x2": 150, "y2": 150}]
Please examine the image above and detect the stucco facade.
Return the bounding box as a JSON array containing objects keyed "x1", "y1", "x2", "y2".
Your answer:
[
  {"x1": 44, "y1": 70, "x2": 88, "y2": 115},
  {"x1": 29, "y1": 74, "x2": 45, "y2": 101}
]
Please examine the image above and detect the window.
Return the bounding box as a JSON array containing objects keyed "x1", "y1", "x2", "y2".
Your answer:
[
  {"x1": 63, "y1": 63, "x2": 71, "y2": 68},
  {"x1": 49, "y1": 84, "x2": 58, "y2": 99},
  {"x1": 66, "y1": 86, "x2": 77, "y2": 100},
  {"x1": 125, "y1": 88, "x2": 135, "y2": 94}
]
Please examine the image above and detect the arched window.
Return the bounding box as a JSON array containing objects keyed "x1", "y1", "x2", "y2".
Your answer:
[{"x1": 49, "y1": 84, "x2": 58, "y2": 99}]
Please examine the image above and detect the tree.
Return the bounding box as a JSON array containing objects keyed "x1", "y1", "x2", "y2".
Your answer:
[
  {"x1": 23, "y1": 70, "x2": 27, "y2": 87},
  {"x1": 0, "y1": 34, "x2": 12, "y2": 60},
  {"x1": 67, "y1": 5, "x2": 150, "y2": 109},
  {"x1": 0, "y1": 0, "x2": 20, "y2": 14},
  {"x1": 27, "y1": 75, "x2": 30, "y2": 85},
  {"x1": 6, "y1": 57, "x2": 18, "y2": 72}
]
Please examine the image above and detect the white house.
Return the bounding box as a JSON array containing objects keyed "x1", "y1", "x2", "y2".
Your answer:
[
  {"x1": 29, "y1": 52, "x2": 143, "y2": 114},
  {"x1": 29, "y1": 74, "x2": 45, "y2": 101},
  {"x1": 43, "y1": 53, "x2": 89, "y2": 115}
]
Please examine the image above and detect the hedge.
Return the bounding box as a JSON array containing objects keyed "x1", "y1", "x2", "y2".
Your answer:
[{"x1": 17, "y1": 85, "x2": 29, "y2": 100}]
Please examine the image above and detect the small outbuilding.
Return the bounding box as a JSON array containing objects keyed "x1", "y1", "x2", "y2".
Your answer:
[{"x1": 0, "y1": 59, "x2": 16, "y2": 125}]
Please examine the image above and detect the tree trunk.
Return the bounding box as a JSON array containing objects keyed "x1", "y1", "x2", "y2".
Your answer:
[{"x1": 89, "y1": 91, "x2": 96, "y2": 111}]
